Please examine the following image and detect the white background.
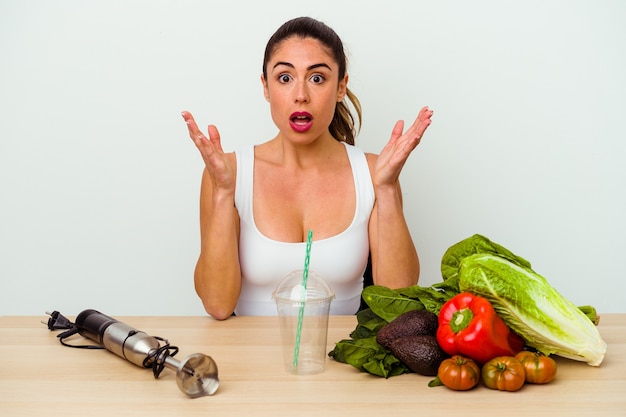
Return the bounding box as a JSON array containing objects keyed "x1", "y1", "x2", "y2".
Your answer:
[{"x1": 1, "y1": 0, "x2": 624, "y2": 315}]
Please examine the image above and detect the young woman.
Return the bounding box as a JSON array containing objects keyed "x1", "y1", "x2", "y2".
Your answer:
[{"x1": 182, "y1": 17, "x2": 433, "y2": 319}]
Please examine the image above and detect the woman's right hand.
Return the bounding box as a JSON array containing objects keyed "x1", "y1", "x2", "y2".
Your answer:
[{"x1": 182, "y1": 111, "x2": 235, "y2": 193}]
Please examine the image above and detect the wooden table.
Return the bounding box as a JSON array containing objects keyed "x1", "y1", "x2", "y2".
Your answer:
[{"x1": 1, "y1": 314, "x2": 624, "y2": 416}]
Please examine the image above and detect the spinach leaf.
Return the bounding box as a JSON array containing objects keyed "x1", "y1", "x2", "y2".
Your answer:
[
  {"x1": 349, "y1": 308, "x2": 387, "y2": 339},
  {"x1": 431, "y1": 274, "x2": 461, "y2": 297},
  {"x1": 328, "y1": 337, "x2": 409, "y2": 378},
  {"x1": 397, "y1": 285, "x2": 453, "y2": 315},
  {"x1": 361, "y1": 286, "x2": 424, "y2": 322}
]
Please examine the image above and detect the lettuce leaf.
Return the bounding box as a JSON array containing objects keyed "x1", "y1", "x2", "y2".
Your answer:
[
  {"x1": 441, "y1": 234, "x2": 532, "y2": 280},
  {"x1": 458, "y1": 252, "x2": 607, "y2": 366}
]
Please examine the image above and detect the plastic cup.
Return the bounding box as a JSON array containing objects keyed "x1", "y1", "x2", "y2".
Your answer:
[{"x1": 272, "y1": 270, "x2": 335, "y2": 375}]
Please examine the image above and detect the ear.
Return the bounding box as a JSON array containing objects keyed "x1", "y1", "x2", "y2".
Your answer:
[
  {"x1": 337, "y1": 74, "x2": 348, "y2": 102},
  {"x1": 261, "y1": 74, "x2": 270, "y2": 102}
]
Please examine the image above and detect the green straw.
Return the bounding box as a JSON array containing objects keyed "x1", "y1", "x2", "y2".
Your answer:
[{"x1": 293, "y1": 229, "x2": 313, "y2": 368}]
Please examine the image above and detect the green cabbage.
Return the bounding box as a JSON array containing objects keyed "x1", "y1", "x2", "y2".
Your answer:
[{"x1": 457, "y1": 251, "x2": 607, "y2": 366}]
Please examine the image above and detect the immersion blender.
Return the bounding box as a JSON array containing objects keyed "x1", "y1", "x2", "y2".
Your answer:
[{"x1": 73, "y1": 309, "x2": 219, "y2": 398}]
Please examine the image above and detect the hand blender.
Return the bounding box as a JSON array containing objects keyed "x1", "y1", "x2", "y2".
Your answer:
[{"x1": 70, "y1": 309, "x2": 219, "y2": 398}]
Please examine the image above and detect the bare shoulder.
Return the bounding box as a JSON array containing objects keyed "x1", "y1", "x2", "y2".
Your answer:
[{"x1": 252, "y1": 140, "x2": 280, "y2": 164}]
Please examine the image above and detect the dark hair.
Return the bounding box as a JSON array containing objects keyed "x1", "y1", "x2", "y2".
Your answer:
[{"x1": 262, "y1": 17, "x2": 362, "y2": 145}]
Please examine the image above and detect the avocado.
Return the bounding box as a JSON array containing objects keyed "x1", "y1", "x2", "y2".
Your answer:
[
  {"x1": 388, "y1": 335, "x2": 447, "y2": 376},
  {"x1": 376, "y1": 309, "x2": 438, "y2": 349}
]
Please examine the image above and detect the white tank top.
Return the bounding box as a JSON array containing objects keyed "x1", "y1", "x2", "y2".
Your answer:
[{"x1": 234, "y1": 142, "x2": 375, "y2": 316}]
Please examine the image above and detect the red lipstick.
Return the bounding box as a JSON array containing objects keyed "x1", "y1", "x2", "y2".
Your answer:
[{"x1": 289, "y1": 111, "x2": 313, "y2": 133}]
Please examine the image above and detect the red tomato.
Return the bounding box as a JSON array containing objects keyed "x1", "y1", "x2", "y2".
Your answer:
[
  {"x1": 437, "y1": 355, "x2": 480, "y2": 391},
  {"x1": 481, "y1": 356, "x2": 526, "y2": 392},
  {"x1": 515, "y1": 351, "x2": 557, "y2": 384}
]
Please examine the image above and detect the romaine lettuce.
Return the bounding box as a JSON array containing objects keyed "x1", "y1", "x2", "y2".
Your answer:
[{"x1": 458, "y1": 252, "x2": 607, "y2": 366}]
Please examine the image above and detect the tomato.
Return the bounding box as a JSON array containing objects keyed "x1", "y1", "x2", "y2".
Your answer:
[
  {"x1": 481, "y1": 356, "x2": 526, "y2": 392},
  {"x1": 515, "y1": 351, "x2": 557, "y2": 384},
  {"x1": 437, "y1": 355, "x2": 480, "y2": 391}
]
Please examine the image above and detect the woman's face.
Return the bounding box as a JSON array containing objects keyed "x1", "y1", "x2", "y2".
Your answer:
[{"x1": 262, "y1": 36, "x2": 347, "y2": 144}]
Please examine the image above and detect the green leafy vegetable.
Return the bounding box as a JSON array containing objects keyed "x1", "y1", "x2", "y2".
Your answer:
[
  {"x1": 397, "y1": 285, "x2": 452, "y2": 315},
  {"x1": 577, "y1": 305, "x2": 600, "y2": 326},
  {"x1": 457, "y1": 252, "x2": 607, "y2": 366},
  {"x1": 441, "y1": 234, "x2": 532, "y2": 281},
  {"x1": 328, "y1": 307, "x2": 409, "y2": 377},
  {"x1": 442, "y1": 235, "x2": 600, "y2": 324},
  {"x1": 329, "y1": 283, "x2": 458, "y2": 377},
  {"x1": 329, "y1": 336, "x2": 410, "y2": 377},
  {"x1": 329, "y1": 233, "x2": 606, "y2": 377},
  {"x1": 361, "y1": 286, "x2": 424, "y2": 322}
]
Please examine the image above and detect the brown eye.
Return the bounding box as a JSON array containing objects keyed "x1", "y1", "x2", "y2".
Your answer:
[{"x1": 310, "y1": 74, "x2": 325, "y2": 84}]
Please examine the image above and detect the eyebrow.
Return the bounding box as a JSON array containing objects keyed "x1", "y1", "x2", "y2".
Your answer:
[{"x1": 272, "y1": 62, "x2": 333, "y2": 72}]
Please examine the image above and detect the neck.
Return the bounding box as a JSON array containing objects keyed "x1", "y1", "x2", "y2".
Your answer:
[{"x1": 269, "y1": 132, "x2": 343, "y2": 170}]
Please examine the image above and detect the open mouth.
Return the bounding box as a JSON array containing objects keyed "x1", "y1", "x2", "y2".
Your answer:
[{"x1": 290, "y1": 112, "x2": 313, "y2": 132}]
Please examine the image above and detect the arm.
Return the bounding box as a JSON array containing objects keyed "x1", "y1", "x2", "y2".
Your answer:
[
  {"x1": 368, "y1": 106, "x2": 433, "y2": 288},
  {"x1": 182, "y1": 111, "x2": 241, "y2": 320}
]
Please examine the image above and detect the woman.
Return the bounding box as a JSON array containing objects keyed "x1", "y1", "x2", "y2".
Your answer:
[{"x1": 182, "y1": 17, "x2": 433, "y2": 319}]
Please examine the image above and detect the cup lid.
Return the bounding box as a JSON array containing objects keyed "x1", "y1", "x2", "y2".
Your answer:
[{"x1": 272, "y1": 270, "x2": 335, "y2": 304}]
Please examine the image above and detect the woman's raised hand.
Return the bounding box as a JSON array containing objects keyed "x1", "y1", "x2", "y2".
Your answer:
[
  {"x1": 373, "y1": 106, "x2": 433, "y2": 188},
  {"x1": 182, "y1": 111, "x2": 236, "y2": 193}
]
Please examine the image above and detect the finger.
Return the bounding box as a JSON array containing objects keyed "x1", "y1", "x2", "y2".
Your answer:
[
  {"x1": 419, "y1": 107, "x2": 434, "y2": 127},
  {"x1": 418, "y1": 106, "x2": 431, "y2": 121},
  {"x1": 413, "y1": 107, "x2": 432, "y2": 128},
  {"x1": 389, "y1": 119, "x2": 405, "y2": 145},
  {"x1": 181, "y1": 110, "x2": 199, "y2": 132},
  {"x1": 207, "y1": 124, "x2": 223, "y2": 153},
  {"x1": 182, "y1": 111, "x2": 212, "y2": 149},
  {"x1": 407, "y1": 107, "x2": 433, "y2": 140},
  {"x1": 181, "y1": 111, "x2": 202, "y2": 137}
]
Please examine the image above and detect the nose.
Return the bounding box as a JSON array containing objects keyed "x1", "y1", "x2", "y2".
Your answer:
[{"x1": 295, "y1": 81, "x2": 309, "y2": 103}]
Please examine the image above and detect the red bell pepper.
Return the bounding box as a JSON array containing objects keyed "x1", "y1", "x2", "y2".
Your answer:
[{"x1": 436, "y1": 292, "x2": 525, "y2": 364}]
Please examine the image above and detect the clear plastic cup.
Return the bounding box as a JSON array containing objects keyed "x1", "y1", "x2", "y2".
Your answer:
[{"x1": 272, "y1": 270, "x2": 335, "y2": 375}]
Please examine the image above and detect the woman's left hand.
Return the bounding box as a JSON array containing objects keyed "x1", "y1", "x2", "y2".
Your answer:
[{"x1": 373, "y1": 106, "x2": 433, "y2": 188}]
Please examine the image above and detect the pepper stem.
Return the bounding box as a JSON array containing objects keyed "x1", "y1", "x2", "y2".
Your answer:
[{"x1": 450, "y1": 308, "x2": 474, "y2": 333}]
